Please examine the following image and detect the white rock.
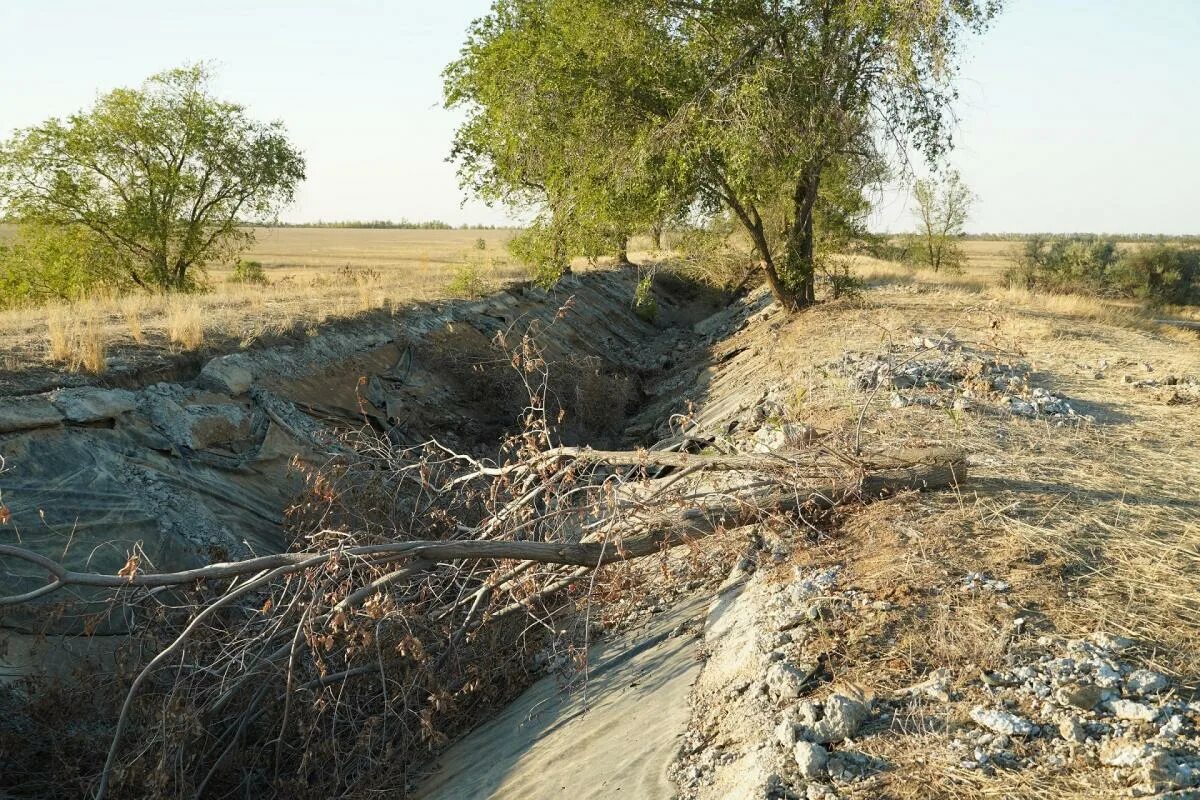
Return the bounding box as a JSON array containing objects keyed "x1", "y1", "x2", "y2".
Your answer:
[
  {"x1": 1099, "y1": 739, "x2": 1153, "y2": 767},
  {"x1": 793, "y1": 741, "x2": 828, "y2": 779},
  {"x1": 1125, "y1": 669, "x2": 1169, "y2": 696},
  {"x1": 808, "y1": 691, "x2": 871, "y2": 743},
  {"x1": 765, "y1": 662, "x2": 811, "y2": 701},
  {"x1": 969, "y1": 706, "x2": 1034, "y2": 737},
  {"x1": 775, "y1": 718, "x2": 798, "y2": 748},
  {"x1": 1091, "y1": 632, "x2": 1135, "y2": 652},
  {"x1": 1107, "y1": 699, "x2": 1159, "y2": 722},
  {"x1": 1058, "y1": 716, "x2": 1086, "y2": 743}
]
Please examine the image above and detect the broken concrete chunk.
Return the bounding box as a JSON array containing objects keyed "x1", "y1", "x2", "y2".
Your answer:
[
  {"x1": 807, "y1": 691, "x2": 871, "y2": 743},
  {"x1": 1058, "y1": 716, "x2": 1086, "y2": 743},
  {"x1": 1099, "y1": 738, "x2": 1153, "y2": 767},
  {"x1": 1125, "y1": 669, "x2": 1169, "y2": 696},
  {"x1": 1055, "y1": 682, "x2": 1103, "y2": 711},
  {"x1": 775, "y1": 718, "x2": 798, "y2": 748},
  {"x1": 198, "y1": 354, "x2": 255, "y2": 395},
  {"x1": 1107, "y1": 698, "x2": 1159, "y2": 723},
  {"x1": 0, "y1": 396, "x2": 64, "y2": 433},
  {"x1": 969, "y1": 706, "x2": 1034, "y2": 737},
  {"x1": 793, "y1": 741, "x2": 828, "y2": 778},
  {"x1": 50, "y1": 387, "x2": 138, "y2": 423},
  {"x1": 765, "y1": 662, "x2": 812, "y2": 701}
]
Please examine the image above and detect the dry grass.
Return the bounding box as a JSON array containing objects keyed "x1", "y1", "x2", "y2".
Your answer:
[
  {"x1": 166, "y1": 298, "x2": 204, "y2": 350},
  {"x1": 44, "y1": 303, "x2": 109, "y2": 374},
  {"x1": 730, "y1": 278, "x2": 1200, "y2": 798},
  {"x1": 0, "y1": 228, "x2": 534, "y2": 388}
]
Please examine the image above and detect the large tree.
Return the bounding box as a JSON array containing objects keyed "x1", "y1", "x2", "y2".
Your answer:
[
  {"x1": 0, "y1": 65, "x2": 305, "y2": 291},
  {"x1": 444, "y1": 0, "x2": 691, "y2": 282},
  {"x1": 448, "y1": 0, "x2": 1001, "y2": 308}
]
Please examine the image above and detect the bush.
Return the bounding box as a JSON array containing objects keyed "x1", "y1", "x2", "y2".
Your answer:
[
  {"x1": 1113, "y1": 245, "x2": 1200, "y2": 306},
  {"x1": 0, "y1": 223, "x2": 124, "y2": 308},
  {"x1": 1003, "y1": 235, "x2": 1121, "y2": 296},
  {"x1": 633, "y1": 273, "x2": 658, "y2": 322},
  {"x1": 1003, "y1": 237, "x2": 1200, "y2": 306},
  {"x1": 228, "y1": 259, "x2": 270, "y2": 285},
  {"x1": 819, "y1": 255, "x2": 865, "y2": 299},
  {"x1": 508, "y1": 223, "x2": 570, "y2": 288},
  {"x1": 446, "y1": 263, "x2": 490, "y2": 299},
  {"x1": 474, "y1": 237, "x2": 488, "y2": 250}
]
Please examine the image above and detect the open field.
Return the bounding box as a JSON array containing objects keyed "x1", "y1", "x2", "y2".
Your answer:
[
  {"x1": 4, "y1": 229, "x2": 1199, "y2": 395},
  {"x1": 0, "y1": 227, "x2": 524, "y2": 392}
]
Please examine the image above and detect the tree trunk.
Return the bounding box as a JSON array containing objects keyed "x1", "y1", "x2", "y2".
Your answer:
[
  {"x1": 651, "y1": 223, "x2": 663, "y2": 251},
  {"x1": 779, "y1": 175, "x2": 821, "y2": 308},
  {"x1": 614, "y1": 235, "x2": 634, "y2": 267}
]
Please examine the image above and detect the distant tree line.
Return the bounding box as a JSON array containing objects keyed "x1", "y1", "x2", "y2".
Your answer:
[
  {"x1": 963, "y1": 233, "x2": 1200, "y2": 242},
  {"x1": 264, "y1": 219, "x2": 517, "y2": 230}
]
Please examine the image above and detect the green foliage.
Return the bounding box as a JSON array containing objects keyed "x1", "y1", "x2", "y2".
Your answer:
[
  {"x1": 0, "y1": 223, "x2": 124, "y2": 308},
  {"x1": 1004, "y1": 237, "x2": 1200, "y2": 306},
  {"x1": 447, "y1": 0, "x2": 1002, "y2": 309},
  {"x1": 1004, "y1": 236, "x2": 1122, "y2": 295},
  {"x1": 632, "y1": 272, "x2": 658, "y2": 323},
  {"x1": 1114, "y1": 245, "x2": 1200, "y2": 306},
  {"x1": 507, "y1": 221, "x2": 570, "y2": 288},
  {"x1": 444, "y1": 0, "x2": 692, "y2": 271},
  {"x1": 446, "y1": 262, "x2": 491, "y2": 299},
  {"x1": 0, "y1": 64, "x2": 305, "y2": 292},
  {"x1": 908, "y1": 171, "x2": 973, "y2": 273},
  {"x1": 229, "y1": 259, "x2": 270, "y2": 285},
  {"x1": 819, "y1": 256, "x2": 865, "y2": 300}
]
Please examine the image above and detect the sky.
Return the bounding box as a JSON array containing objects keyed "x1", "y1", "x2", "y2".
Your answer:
[{"x1": 1, "y1": 0, "x2": 1197, "y2": 234}]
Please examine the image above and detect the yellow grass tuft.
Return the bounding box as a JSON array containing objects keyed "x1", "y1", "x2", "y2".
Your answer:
[
  {"x1": 120, "y1": 295, "x2": 146, "y2": 343},
  {"x1": 167, "y1": 298, "x2": 205, "y2": 350}
]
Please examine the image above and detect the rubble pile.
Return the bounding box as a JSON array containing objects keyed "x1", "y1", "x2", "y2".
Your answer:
[{"x1": 834, "y1": 335, "x2": 1092, "y2": 422}]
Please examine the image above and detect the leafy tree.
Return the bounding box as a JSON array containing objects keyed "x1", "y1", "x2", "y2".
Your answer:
[
  {"x1": 909, "y1": 170, "x2": 973, "y2": 272},
  {"x1": 0, "y1": 65, "x2": 305, "y2": 292},
  {"x1": 448, "y1": 0, "x2": 1002, "y2": 309},
  {"x1": 444, "y1": 0, "x2": 691, "y2": 280}
]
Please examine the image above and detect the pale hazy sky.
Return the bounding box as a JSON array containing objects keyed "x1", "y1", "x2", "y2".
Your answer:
[{"x1": 1, "y1": 0, "x2": 1196, "y2": 234}]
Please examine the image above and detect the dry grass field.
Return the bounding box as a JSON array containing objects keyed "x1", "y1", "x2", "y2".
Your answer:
[
  {"x1": 0, "y1": 230, "x2": 1193, "y2": 392},
  {"x1": 0, "y1": 227, "x2": 525, "y2": 388}
]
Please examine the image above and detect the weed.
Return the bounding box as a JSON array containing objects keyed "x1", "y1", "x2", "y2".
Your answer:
[{"x1": 167, "y1": 299, "x2": 204, "y2": 349}]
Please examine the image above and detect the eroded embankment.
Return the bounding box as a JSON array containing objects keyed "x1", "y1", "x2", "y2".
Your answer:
[{"x1": 0, "y1": 270, "x2": 727, "y2": 671}]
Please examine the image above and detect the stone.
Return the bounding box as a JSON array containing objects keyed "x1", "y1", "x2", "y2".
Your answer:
[
  {"x1": 0, "y1": 397, "x2": 63, "y2": 433},
  {"x1": 1099, "y1": 738, "x2": 1153, "y2": 767},
  {"x1": 793, "y1": 741, "x2": 828, "y2": 779},
  {"x1": 1107, "y1": 699, "x2": 1159, "y2": 723},
  {"x1": 1125, "y1": 669, "x2": 1169, "y2": 696},
  {"x1": 50, "y1": 387, "x2": 138, "y2": 423},
  {"x1": 969, "y1": 707, "x2": 1034, "y2": 737},
  {"x1": 775, "y1": 718, "x2": 798, "y2": 748},
  {"x1": 765, "y1": 662, "x2": 811, "y2": 701},
  {"x1": 198, "y1": 354, "x2": 255, "y2": 395},
  {"x1": 1055, "y1": 682, "x2": 1103, "y2": 710},
  {"x1": 808, "y1": 691, "x2": 871, "y2": 743},
  {"x1": 1091, "y1": 632, "x2": 1135, "y2": 652},
  {"x1": 1058, "y1": 716, "x2": 1086, "y2": 743}
]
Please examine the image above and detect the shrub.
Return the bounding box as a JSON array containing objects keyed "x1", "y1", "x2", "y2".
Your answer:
[
  {"x1": 1112, "y1": 245, "x2": 1200, "y2": 306},
  {"x1": 508, "y1": 223, "x2": 570, "y2": 288},
  {"x1": 474, "y1": 237, "x2": 488, "y2": 250},
  {"x1": 1003, "y1": 236, "x2": 1121, "y2": 296},
  {"x1": 446, "y1": 263, "x2": 490, "y2": 299},
  {"x1": 633, "y1": 273, "x2": 658, "y2": 322},
  {"x1": 819, "y1": 255, "x2": 865, "y2": 299},
  {"x1": 0, "y1": 223, "x2": 124, "y2": 308},
  {"x1": 229, "y1": 259, "x2": 270, "y2": 285}
]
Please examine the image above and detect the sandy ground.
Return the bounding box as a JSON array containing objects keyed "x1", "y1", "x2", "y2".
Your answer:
[{"x1": 414, "y1": 594, "x2": 710, "y2": 800}]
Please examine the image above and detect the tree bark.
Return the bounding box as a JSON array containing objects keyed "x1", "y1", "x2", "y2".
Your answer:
[
  {"x1": 780, "y1": 172, "x2": 822, "y2": 308},
  {"x1": 614, "y1": 235, "x2": 634, "y2": 267}
]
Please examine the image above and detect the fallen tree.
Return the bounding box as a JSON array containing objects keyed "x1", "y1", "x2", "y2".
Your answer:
[{"x1": 0, "y1": 432, "x2": 964, "y2": 799}]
